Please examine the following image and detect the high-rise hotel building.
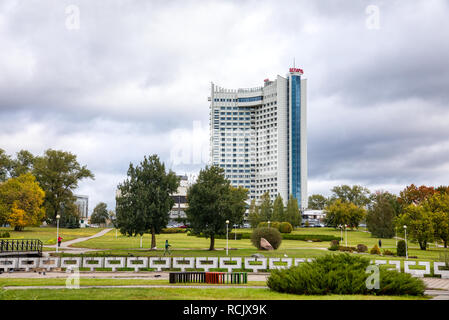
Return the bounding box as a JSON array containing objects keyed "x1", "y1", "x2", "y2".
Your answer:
[{"x1": 209, "y1": 68, "x2": 308, "y2": 209}]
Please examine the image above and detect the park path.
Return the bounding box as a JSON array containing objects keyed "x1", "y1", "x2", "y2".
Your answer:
[{"x1": 43, "y1": 228, "x2": 112, "y2": 255}]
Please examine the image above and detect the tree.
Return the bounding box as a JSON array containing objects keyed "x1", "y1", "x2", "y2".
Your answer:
[
  {"x1": 285, "y1": 194, "x2": 302, "y2": 227},
  {"x1": 259, "y1": 192, "x2": 272, "y2": 222},
  {"x1": 398, "y1": 184, "x2": 436, "y2": 206},
  {"x1": 116, "y1": 155, "x2": 179, "y2": 249},
  {"x1": 308, "y1": 194, "x2": 328, "y2": 210},
  {"x1": 397, "y1": 204, "x2": 434, "y2": 250},
  {"x1": 330, "y1": 185, "x2": 371, "y2": 207},
  {"x1": 0, "y1": 173, "x2": 45, "y2": 231},
  {"x1": 33, "y1": 149, "x2": 94, "y2": 224},
  {"x1": 366, "y1": 191, "x2": 397, "y2": 238},
  {"x1": 186, "y1": 165, "x2": 237, "y2": 250},
  {"x1": 0, "y1": 148, "x2": 12, "y2": 182},
  {"x1": 226, "y1": 186, "x2": 248, "y2": 228},
  {"x1": 324, "y1": 199, "x2": 365, "y2": 229},
  {"x1": 424, "y1": 193, "x2": 449, "y2": 248},
  {"x1": 10, "y1": 150, "x2": 35, "y2": 178},
  {"x1": 248, "y1": 199, "x2": 262, "y2": 228},
  {"x1": 90, "y1": 202, "x2": 109, "y2": 225},
  {"x1": 272, "y1": 194, "x2": 285, "y2": 222}
]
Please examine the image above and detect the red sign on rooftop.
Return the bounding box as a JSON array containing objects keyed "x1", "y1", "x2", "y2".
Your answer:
[{"x1": 289, "y1": 67, "x2": 304, "y2": 74}]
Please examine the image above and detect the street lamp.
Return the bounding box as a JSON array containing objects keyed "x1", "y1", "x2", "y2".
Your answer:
[
  {"x1": 345, "y1": 224, "x2": 348, "y2": 247},
  {"x1": 404, "y1": 225, "x2": 408, "y2": 260},
  {"x1": 268, "y1": 220, "x2": 271, "y2": 228},
  {"x1": 56, "y1": 214, "x2": 60, "y2": 253},
  {"x1": 226, "y1": 220, "x2": 230, "y2": 256},
  {"x1": 395, "y1": 227, "x2": 397, "y2": 247},
  {"x1": 339, "y1": 225, "x2": 343, "y2": 243}
]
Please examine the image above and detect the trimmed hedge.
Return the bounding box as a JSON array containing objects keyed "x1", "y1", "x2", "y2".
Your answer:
[
  {"x1": 267, "y1": 253, "x2": 425, "y2": 296},
  {"x1": 251, "y1": 227, "x2": 282, "y2": 250},
  {"x1": 258, "y1": 222, "x2": 281, "y2": 230},
  {"x1": 356, "y1": 244, "x2": 368, "y2": 253},
  {"x1": 0, "y1": 231, "x2": 11, "y2": 238},
  {"x1": 279, "y1": 222, "x2": 293, "y2": 234}
]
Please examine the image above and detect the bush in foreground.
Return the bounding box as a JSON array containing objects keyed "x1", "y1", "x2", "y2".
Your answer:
[
  {"x1": 251, "y1": 227, "x2": 282, "y2": 250},
  {"x1": 266, "y1": 253, "x2": 425, "y2": 296}
]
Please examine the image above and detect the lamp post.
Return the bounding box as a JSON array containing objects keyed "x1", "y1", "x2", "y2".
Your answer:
[
  {"x1": 226, "y1": 220, "x2": 229, "y2": 256},
  {"x1": 339, "y1": 225, "x2": 343, "y2": 243},
  {"x1": 395, "y1": 227, "x2": 397, "y2": 247},
  {"x1": 268, "y1": 220, "x2": 270, "y2": 228},
  {"x1": 404, "y1": 225, "x2": 408, "y2": 260},
  {"x1": 345, "y1": 224, "x2": 348, "y2": 247},
  {"x1": 56, "y1": 215, "x2": 60, "y2": 253}
]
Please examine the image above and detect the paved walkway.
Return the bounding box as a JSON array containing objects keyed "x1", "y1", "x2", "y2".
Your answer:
[{"x1": 43, "y1": 228, "x2": 112, "y2": 255}]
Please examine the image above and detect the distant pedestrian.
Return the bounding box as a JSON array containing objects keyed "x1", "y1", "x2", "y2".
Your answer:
[
  {"x1": 58, "y1": 236, "x2": 63, "y2": 247},
  {"x1": 378, "y1": 239, "x2": 382, "y2": 248},
  {"x1": 164, "y1": 239, "x2": 171, "y2": 256}
]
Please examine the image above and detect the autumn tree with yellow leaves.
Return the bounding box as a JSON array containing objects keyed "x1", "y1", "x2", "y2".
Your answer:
[{"x1": 0, "y1": 173, "x2": 45, "y2": 231}]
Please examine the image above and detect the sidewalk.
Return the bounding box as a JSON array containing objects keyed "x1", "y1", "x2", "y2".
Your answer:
[{"x1": 43, "y1": 228, "x2": 112, "y2": 255}]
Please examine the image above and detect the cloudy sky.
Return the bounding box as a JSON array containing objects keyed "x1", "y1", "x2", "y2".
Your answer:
[{"x1": 1, "y1": 0, "x2": 449, "y2": 213}]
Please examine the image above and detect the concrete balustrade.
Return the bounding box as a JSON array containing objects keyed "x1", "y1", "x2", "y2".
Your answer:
[
  {"x1": 39, "y1": 257, "x2": 60, "y2": 271},
  {"x1": 172, "y1": 257, "x2": 195, "y2": 272},
  {"x1": 195, "y1": 257, "x2": 218, "y2": 272},
  {"x1": 269, "y1": 258, "x2": 292, "y2": 270},
  {"x1": 244, "y1": 257, "x2": 267, "y2": 272},
  {"x1": 219, "y1": 257, "x2": 242, "y2": 272},
  {"x1": 82, "y1": 257, "x2": 104, "y2": 271},
  {"x1": 149, "y1": 257, "x2": 171, "y2": 271},
  {"x1": 104, "y1": 257, "x2": 126, "y2": 271},
  {"x1": 126, "y1": 257, "x2": 148, "y2": 272}
]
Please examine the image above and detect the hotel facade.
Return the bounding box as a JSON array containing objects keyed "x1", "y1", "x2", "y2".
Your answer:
[{"x1": 209, "y1": 68, "x2": 308, "y2": 210}]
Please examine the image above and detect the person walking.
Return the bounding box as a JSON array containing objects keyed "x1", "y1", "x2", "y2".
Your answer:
[
  {"x1": 378, "y1": 239, "x2": 382, "y2": 248},
  {"x1": 163, "y1": 239, "x2": 171, "y2": 256},
  {"x1": 58, "y1": 236, "x2": 63, "y2": 248}
]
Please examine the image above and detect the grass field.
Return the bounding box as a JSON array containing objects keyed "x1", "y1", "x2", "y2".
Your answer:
[
  {"x1": 0, "y1": 287, "x2": 429, "y2": 300},
  {"x1": 65, "y1": 227, "x2": 448, "y2": 261},
  {"x1": 0, "y1": 227, "x2": 106, "y2": 245}
]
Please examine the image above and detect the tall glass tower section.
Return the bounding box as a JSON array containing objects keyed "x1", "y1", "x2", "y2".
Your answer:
[{"x1": 209, "y1": 68, "x2": 307, "y2": 210}]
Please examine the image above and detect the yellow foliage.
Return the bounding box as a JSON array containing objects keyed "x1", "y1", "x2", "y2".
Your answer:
[{"x1": 0, "y1": 173, "x2": 46, "y2": 231}]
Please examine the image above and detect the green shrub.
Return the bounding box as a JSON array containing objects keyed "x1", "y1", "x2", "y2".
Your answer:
[
  {"x1": 267, "y1": 253, "x2": 425, "y2": 296},
  {"x1": 397, "y1": 240, "x2": 407, "y2": 257},
  {"x1": 356, "y1": 244, "x2": 368, "y2": 253},
  {"x1": 257, "y1": 222, "x2": 281, "y2": 230},
  {"x1": 339, "y1": 246, "x2": 357, "y2": 252},
  {"x1": 383, "y1": 249, "x2": 396, "y2": 256},
  {"x1": 251, "y1": 227, "x2": 282, "y2": 250},
  {"x1": 279, "y1": 222, "x2": 293, "y2": 234},
  {"x1": 370, "y1": 244, "x2": 381, "y2": 255},
  {"x1": 328, "y1": 240, "x2": 339, "y2": 251},
  {"x1": 0, "y1": 231, "x2": 11, "y2": 238}
]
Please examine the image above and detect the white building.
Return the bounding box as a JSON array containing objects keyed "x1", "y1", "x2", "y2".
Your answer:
[
  {"x1": 169, "y1": 175, "x2": 189, "y2": 223},
  {"x1": 209, "y1": 67, "x2": 307, "y2": 210},
  {"x1": 74, "y1": 194, "x2": 89, "y2": 227}
]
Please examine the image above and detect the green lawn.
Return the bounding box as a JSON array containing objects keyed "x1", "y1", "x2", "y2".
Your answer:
[
  {"x1": 66, "y1": 227, "x2": 448, "y2": 261},
  {"x1": 0, "y1": 287, "x2": 429, "y2": 300},
  {"x1": 0, "y1": 227, "x2": 106, "y2": 245}
]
